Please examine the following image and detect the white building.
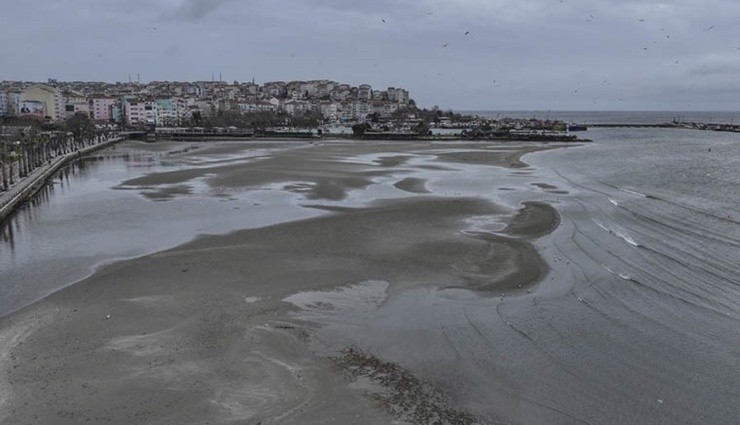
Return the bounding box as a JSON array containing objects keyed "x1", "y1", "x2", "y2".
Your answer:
[
  {"x1": 125, "y1": 99, "x2": 158, "y2": 125},
  {"x1": 354, "y1": 102, "x2": 372, "y2": 121},
  {"x1": 0, "y1": 91, "x2": 7, "y2": 116},
  {"x1": 91, "y1": 97, "x2": 118, "y2": 122}
]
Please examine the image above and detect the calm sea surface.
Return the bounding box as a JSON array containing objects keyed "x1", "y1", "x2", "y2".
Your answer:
[{"x1": 464, "y1": 109, "x2": 740, "y2": 124}]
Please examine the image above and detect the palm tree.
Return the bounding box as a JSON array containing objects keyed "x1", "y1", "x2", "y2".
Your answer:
[{"x1": 0, "y1": 141, "x2": 9, "y2": 191}]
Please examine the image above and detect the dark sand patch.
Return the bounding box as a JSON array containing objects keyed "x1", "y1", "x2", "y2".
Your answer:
[
  {"x1": 334, "y1": 348, "x2": 479, "y2": 425},
  {"x1": 435, "y1": 145, "x2": 553, "y2": 168},
  {"x1": 394, "y1": 177, "x2": 430, "y2": 194},
  {"x1": 532, "y1": 182, "x2": 558, "y2": 190},
  {"x1": 140, "y1": 184, "x2": 193, "y2": 201},
  {"x1": 122, "y1": 150, "x2": 380, "y2": 201},
  {"x1": 374, "y1": 155, "x2": 411, "y2": 167},
  {"x1": 503, "y1": 201, "x2": 560, "y2": 239}
]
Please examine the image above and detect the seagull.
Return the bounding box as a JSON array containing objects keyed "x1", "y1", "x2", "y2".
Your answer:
[
  {"x1": 464, "y1": 30, "x2": 470, "y2": 36},
  {"x1": 426, "y1": 11, "x2": 434, "y2": 16},
  {"x1": 381, "y1": 18, "x2": 386, "y2": 23},
  {"x1": 703, "y1": 25, "x2": 715, "y2": 31},
  {"x1": 442, "y1": 43, "x2": 448, "y2": 48},
  {"x1": 638, "y1": 19, "x2": 645, "y2": 22}
]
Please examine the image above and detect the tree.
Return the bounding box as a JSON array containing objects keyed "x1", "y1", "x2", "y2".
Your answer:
[
  {"x1": 351, "y1": 123, "x2": 372, "y2": 136},
  {"x1": 413, "y1": 121, "x2": 430, "y2": 135},
  {"x1": 66, "y1": 112, "x2": 95, "y2": 145},
  {"x1": 191, "y1": 111, "x2": 203, "y2": 126},
  {"x1": 290, "y1": 111, "x2": 324, "y2": 128}
]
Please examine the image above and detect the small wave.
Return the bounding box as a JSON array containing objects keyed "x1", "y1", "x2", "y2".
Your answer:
[
  {"x1": 613, "y1": 230, "x2": 640, "y2": 247},
  {"x1": 595, "y1": 222, "x2": 610, "y2": 232},
  {"x1": 594, "y1": 221, "x2": 640, "y2": 247},
  {"x1": 602, "y1": 264, "x2": 614, "y2": 274},
  {"x1": 617, "y1": 187, "x2": 647, "y2": 197},
  {"x1": 618, "y1": 273, "x2": 632, "y2": 281}
]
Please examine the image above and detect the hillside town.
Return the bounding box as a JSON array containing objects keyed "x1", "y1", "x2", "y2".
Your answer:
[{"x1": 0, "y1": 79, "x2": 411, "y2": 127}]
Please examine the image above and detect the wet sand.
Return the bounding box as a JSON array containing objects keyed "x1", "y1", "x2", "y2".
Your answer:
[
  {"x1": 0, "y1": 140, "x2": 561, "y2": 424},
  {"x1": 393, "y1": 177, "x2": 430, "y2": 193}
]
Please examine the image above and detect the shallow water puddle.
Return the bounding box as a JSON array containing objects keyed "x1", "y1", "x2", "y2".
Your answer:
[{"x1": 283, "y1": 280, "x2": 390, "y2": 324}]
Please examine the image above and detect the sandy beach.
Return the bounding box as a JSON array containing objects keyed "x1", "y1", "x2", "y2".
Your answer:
[{"x1": 0, "y1": 140, "x2": 560, "y2": 424}]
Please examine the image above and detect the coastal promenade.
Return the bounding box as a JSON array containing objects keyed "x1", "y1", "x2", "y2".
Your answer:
[{"x1": 0, "y1": 136, "x2": 124, "y2": 222}]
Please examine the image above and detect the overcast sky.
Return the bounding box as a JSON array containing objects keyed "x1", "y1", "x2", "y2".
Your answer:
[{"x1": 2, "y1": 0, "x2": 739, "y2": 110}]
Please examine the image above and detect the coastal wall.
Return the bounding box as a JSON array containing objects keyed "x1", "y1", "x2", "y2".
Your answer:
[{"x1": 0, "y1": 137, "x2": 124, "y2": 223}]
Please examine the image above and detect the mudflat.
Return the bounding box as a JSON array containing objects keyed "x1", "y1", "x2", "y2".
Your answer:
[{"x1": 0, "y1": 140, "x2": 561, "y2": 424}]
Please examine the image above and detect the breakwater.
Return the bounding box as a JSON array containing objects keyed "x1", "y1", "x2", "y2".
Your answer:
[{"x1": 587, "y1": 122, "x2": 740, "y2": 133}]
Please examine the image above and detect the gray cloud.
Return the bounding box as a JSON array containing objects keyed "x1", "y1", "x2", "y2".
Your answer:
[
  {"x1": 164, "y1": 0, "x2": 233, "y2": 22},
  {"x1": 1, "y1": 0, "x2": 740, "y2": 109}
]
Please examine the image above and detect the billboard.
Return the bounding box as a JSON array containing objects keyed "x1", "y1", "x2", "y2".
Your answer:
[{"x1": 19, "y1": 100, "x2": 46, "y2": 117}]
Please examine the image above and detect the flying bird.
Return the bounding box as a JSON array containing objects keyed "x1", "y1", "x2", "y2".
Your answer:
[
  {"x1": 426, "y1": 11, "x2": 434, "y2": 16},
  {"x1": 464, "y1": 31, "x2": 470, "y2": 36},
  {"x1": 703, "y1": 25, "x2": 715, "y2": 31},
  {"x1": 638, "y1": 19, "x2": 645, "y2": 22},
  {"x1": 381, "y1": 19, "x2": 386, "y2": 23},
  {"x1": 442, "y1": 43, "x2": 448, "y2": 48}
]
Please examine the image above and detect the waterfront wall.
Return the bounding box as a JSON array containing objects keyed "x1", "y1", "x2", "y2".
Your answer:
[{"x1": 0, "y1": 137, "x2": 124, "y2": 223}]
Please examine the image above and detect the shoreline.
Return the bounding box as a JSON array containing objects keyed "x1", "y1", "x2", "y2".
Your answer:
[
  {"x1": 0, "y1": 139, "x2": 564, "y2": 424},
  {"x1": 0, "y1": 136, "x2": 125, "y2": 223}
]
